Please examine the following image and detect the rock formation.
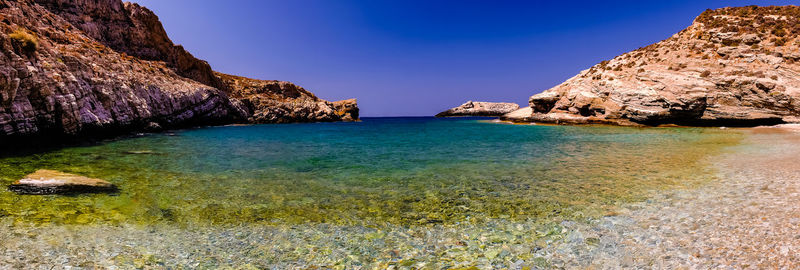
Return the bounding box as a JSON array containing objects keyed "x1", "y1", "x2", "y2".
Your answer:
[
  {"x1": 511, "y1": 6, "x2": 800, "y2": 126},
  {"x1": 9, "y1": 169, "x2": 117, "y2": 195},
  {"x1": 33, "y1": 0, "x2": 225, "y2": 89},
  {"x1": 501, "y1": 107, "x2": 533, "y2": 121},
  {"x1": 216, "y1": 73, "x2": 358, "y2": 123},
  {"x1": 436, "y1": 101, "x2": 520, "y2": 117},
  {"x1": 331, "y1": 98, "x2": 359, "y2": 122},
  {"x1": 0, "y1": 0, "x2": 357, "y2": 148}
]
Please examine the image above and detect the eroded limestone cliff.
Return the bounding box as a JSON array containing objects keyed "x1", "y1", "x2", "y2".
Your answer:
[
  {"x1": 508, "y1": 6, "x2": 800, "y2": 126},
  {"x1": 0, "y1": 0, "x2": 357, "y2": 147}
]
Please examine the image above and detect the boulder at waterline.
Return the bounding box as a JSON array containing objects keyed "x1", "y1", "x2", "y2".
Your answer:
[
  {"x1": 500, "y1": 107, "x2": 534, "y2": 122},
  {"x1": 8, "y1": 170, "x2": 118, "y2": 195}
]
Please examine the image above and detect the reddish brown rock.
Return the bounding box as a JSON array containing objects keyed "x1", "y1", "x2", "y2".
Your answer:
[
  {"x1": 216, "y1": 73, "x2": 359, "y2": 123},
  {"x1": 33, "y1": 0, "x2": 224, "y2": 89}
]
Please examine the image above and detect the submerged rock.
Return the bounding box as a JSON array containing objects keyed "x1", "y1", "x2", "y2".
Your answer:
[
  {"x1": 8, "y1": 170, "x2": 118, "y2": 195},
  {"x1": 436, "y1": 101, "x2": 520, "y2": 117}
]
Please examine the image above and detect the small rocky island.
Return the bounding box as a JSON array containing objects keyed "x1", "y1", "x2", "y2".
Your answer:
[
  {"x1": 505, "y1": 6, "x2": 800, "y2": 126},
  {"x1": 436, "y1": 101, "x2": 520, "y2": 117}
]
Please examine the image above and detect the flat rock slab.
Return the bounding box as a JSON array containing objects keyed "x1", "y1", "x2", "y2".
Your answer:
[
  {"x1": 500, "y1": 106, "x2": 533, "y2": 121},
  {"x1": 8, "y1": 170, "x2": 118, "y2": 195}
]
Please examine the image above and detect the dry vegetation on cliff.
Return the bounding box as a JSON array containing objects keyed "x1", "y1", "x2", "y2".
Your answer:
[{"x1": 8, "y1": 28, "x2": 37, "y2": 54}]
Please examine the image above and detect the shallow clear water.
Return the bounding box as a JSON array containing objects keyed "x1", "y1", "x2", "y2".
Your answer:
[{"x1": 0, "y1": 117, "x2": 745, "y2": 267}]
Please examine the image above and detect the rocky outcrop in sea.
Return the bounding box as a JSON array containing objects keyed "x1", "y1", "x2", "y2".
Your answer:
[
  {"x1": 509, "y1": 6, "x2": 800, "y2": 126},
  {"x1": 0, "y1": 0, "x2": 357, "y2": 148},
  {"x1": 436, "y1": 101, "x2": 520, "y2": 117}
]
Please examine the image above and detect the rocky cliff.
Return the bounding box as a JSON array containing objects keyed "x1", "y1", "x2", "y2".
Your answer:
[
  {"x1": 33, "y1": 0, "x2": 225, "y2": 89},
  {"x1": 0, "y1": 0, "x2": 357, "y2": 148},
  {"x1": 216, "y1": 73, "x2": 358, "y2": 123},
  {"x1": 510, "y1": 6, "x2": 800, "y2": 126},
  {"x1": 436, "y1": 101, "x2": 519, "y2": 117}
]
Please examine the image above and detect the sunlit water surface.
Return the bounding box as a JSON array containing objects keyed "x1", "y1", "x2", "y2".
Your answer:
[{"x1": 0, "y1": 117, "x2": 745, "y2": 268}]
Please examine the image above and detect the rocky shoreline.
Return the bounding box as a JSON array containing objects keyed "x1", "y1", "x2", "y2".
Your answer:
[
  {"x1": 0, "y1": 0, "x2": 358, "y2": 149},
  {"x1": 506, "y1": 6, "x2": 800, "y2": 127}
]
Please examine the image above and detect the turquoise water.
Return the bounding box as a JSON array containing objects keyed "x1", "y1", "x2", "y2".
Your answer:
[
  {"x1": 0, "y1": 117, "x2": 739, "y2": 225},
  {"x1": 0, "y1": 117, "x2": 743, "y2": 267}
]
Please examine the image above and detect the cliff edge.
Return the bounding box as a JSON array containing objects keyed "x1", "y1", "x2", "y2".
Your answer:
[
  {"x1": 512, "y1": 6, "x2": 800, "y2": 126},
  {"x1": 0, "y1": 0, "x2": 357, "y2": 148}
]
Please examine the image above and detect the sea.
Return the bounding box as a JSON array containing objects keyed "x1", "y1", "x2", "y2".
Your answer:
[{"x1": 0, "y1": 117, "x2": 748, "y2": 268}]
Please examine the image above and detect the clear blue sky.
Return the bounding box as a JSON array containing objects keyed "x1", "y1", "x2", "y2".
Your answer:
[{"x1": 129, "y1": 0, "x2": 796, "y2": 116}]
